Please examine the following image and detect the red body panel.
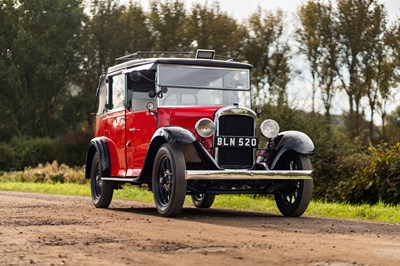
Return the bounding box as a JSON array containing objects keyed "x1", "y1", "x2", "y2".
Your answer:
[
  {"x1": 95, "y1": 110, "x2": 126, "y2": 177},
  {"x1": 158, "y1": 106, "x2": 221, "y2": 150},
  {"x1": 125, "y1": 110, "x2": 157, "y2": 176},
  {"x1": 95, "y1": 106, "x2": 222, "y2": 177}
]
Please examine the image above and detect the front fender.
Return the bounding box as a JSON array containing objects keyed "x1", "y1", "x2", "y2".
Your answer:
[
  {"x1": 152, "y1": 126, "x2": 197, "y2": 144},
  {"x1": 137, "y1": 127, "x2": 197, "y2": 182},
  {"x1": 150, "y1": 127, "x2": 219, "y2": 169},
  {"x1": 270, "y1": 131, "x2": 314, "y2": 169},
  {"x1": 137, "y1": 126, "x2": 219, "y2": 183}
]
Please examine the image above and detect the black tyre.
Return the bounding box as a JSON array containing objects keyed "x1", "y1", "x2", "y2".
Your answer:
[
  {"x1": 273, "y1": 151, "x2": 313, "y2": 217},
  {"x1": 90, "y1": 153, "x2": 114, "y2": 208},
  {"x1": 191, "y1": 194, "x2": 215, "y2": 209},
  {"x1": 152, "y1": 144, "x2": 187, "y2": 217}
]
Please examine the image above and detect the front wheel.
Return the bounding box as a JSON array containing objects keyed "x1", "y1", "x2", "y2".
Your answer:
[
  {"x1": 90, "y1": 153, "x2": 114, "y2": 208},
  {"x1": 152, "y1": 144, "x2": 187, "y2": 217},
  {"x1": 273, "y1": 151, "x2": 313, "y2": 217},
  {"x1": 191, "y1": 194, "x2": 215, "y2": 208}
]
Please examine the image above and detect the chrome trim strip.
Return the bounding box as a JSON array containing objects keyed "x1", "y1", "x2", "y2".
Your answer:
[
  {"x1": 100, "y1": 177, "x2": 136, "y2": 182},
  {"x1": 215, "y1": 105, "x2": 257, "y2": 118},
  {"x1": 185, "y1": 170, "x2": 312, "y2": 180}
]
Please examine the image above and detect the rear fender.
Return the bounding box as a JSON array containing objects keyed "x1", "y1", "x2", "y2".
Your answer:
[
  {"x1": 269, "y1": 131, "x2": 314, "y2": 170},
  {"x1": 85, "y1": 137, "x2": 119, "y2": 179}
]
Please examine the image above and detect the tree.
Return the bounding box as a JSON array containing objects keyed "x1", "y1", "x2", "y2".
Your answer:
[
  {"x1": 120, "y1": 2, "x2": 154, "y2": 53},
  {"x1": 82, "y1": 0, "x2": 125, "y2": 80},
  {"x1": 79, "y1": 0, "x2": 153, "y2": 125},
  {"x1": 384, "y1": 106, "x2": 400, "y2": 140},
  {"x1": 0, "y1": 0, "x2": 84, "y2": 137},
  {"x1": 376, "y1": 22, "x2": 400, "y2": 139},
  {"x1": 243, "y1": 7, "x2": 291, "y2": 106},
  {"x1": 297, "y1": 0, "x2": 399, "y2": 140},
  {"x1": 149, "y1": 0, "x2": 190, "y2": 51},
  {"x1": 336, "y1": 0, "x2": 383, "y2": 137},
  {"x1": 186, "y1": 3, "x2": 246, "y2": 57},
  {"x1": 361, "y1": 5, "x2": 398, "y2": 139},
  {"x1": 297, "y1": 0, "x2": 339, "y2": 118},
  {"x1": 0, "y1": 0, "x2": 19, "y2": 139}
]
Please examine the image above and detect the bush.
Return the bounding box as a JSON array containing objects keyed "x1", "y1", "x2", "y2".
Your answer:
[
  {"x1": 312, "y1": 141, "x2": 400, "y2": 205},
  {"x1": 0, "y1": 142, "x2": 16, "y2": 170},
  {"x1": 10, "y1": 136, "x2": 59, "y2": 170},
  {"x1": 311, "y1": 130, "x2": 367, "y2": 201},
  {"x1": 0, "y1": 127, "x2": 93, "y2": 171},
  {"x1": 0, "y1": 161, "x2": 86, "y2": 184},
  {"x1": 56, "y1": 127, "x2": 92, "y2": 166},
  {"x1": 336, "y1": 143, "x2": 400, "y2": 204}
]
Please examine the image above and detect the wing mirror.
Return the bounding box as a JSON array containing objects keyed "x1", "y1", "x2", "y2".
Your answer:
[{"x1": 129, "y1": 71, "x2": 141, "y2": 81}]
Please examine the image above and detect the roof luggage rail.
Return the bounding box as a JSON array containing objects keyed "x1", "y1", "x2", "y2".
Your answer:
[
  {"x1": 115, "y1": 49, "x2": 236, "y2": 62},
  {"x1": 115, "y1": 51, "x2": 194, "y2": 62}
]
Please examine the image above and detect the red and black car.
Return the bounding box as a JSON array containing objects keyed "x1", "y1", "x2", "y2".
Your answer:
[{"x1": 86, "y1": 50, "x2": 314, "y2": 217}]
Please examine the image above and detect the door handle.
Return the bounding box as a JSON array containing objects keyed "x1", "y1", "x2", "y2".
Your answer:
[{"x1": 128, "y1": 128, "x2": 139, "y2": 132}]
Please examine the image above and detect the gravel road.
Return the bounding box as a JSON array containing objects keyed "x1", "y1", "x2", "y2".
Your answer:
[{"x1": 0, "y1": 190, "x2": 399, "y2": 265}]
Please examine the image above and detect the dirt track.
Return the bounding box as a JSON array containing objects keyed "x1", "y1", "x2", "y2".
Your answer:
[{"x1": 0, "y1": 191, "x2": 399, "y2": 266}]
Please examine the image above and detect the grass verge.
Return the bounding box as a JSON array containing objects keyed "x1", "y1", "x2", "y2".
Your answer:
[{"x1": 0, "y1": 182, "x2": 399, "y2": 223}]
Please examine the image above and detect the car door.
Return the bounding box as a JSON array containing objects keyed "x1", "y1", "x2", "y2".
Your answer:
[
  {"x1": 102, "y1": 73, "x2": 127, "y2": 177},
  {"x1": 125, "y1": 79, "x2": 157, "y2": 177}
]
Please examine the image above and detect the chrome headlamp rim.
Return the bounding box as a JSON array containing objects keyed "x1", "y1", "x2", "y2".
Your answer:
[
  {"x1": 195, "y1": 118, "x2": 215, "y2": 138},
  {"x1": 260, "y1": 119, "x2": 280, "y2": 139}
]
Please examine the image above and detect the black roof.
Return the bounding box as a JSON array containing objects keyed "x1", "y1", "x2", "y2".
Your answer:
[{"x1": 107, "y1": 58, "x2": 252, "y2": 74}]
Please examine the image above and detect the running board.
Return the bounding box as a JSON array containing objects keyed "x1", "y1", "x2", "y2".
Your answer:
[
  {"x1": 185, "y1": 170, "x2": 312, "y2": 180},
  {"x1": 100, "y1": 177, "x2": 137, "y2": 182}
]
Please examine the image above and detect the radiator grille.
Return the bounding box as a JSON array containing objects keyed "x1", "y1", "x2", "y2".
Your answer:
[{"x1": 217, "y1": 115, "x2": 254, "y2": 169}]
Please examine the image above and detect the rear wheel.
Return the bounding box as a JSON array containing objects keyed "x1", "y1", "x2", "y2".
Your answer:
[
  {"x1": 273, "y1": 151, "x2": 313, "y2": 217},
  {"x1": 152, "y1": 144, "x2": 187, "y2": 217},
  {"x1": 191, "y1": 194, "x2": 215, "y2": 208},
  {"x1": 90, "y1": 153, "x2": 114, "y2": 208}
]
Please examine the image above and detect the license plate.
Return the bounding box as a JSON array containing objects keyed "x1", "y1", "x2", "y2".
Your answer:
[{"x1": 215, "y1": 136, "x2": 258, "y2": 148}]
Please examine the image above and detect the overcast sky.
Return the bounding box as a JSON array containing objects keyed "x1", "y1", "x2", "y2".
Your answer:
[{"x1": 133, "y1": 0, "x2": 400, "y2": 21}]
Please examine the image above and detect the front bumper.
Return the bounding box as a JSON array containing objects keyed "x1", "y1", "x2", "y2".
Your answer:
[{"x1": 185, "y1": 170, "x2": 312, "y2": 180}]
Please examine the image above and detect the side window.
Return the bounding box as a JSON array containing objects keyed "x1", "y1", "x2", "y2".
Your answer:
[
  {"x1": 128, "y1": 70, "x2": 156, "y2": 111},
  {"x1": 110, "y1": 74, "x2": 125, "y2": 109},
  {"x1": 131, "y1": 91, "x2": 155, "y2": 111},
  {"x1": 96, "y1": 75, "x2": 107, "y2": 115}
]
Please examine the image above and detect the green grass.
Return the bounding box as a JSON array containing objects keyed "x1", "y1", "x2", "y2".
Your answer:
[{"x1": 1, "y1": 182, "x2": 399, "y2": 223}]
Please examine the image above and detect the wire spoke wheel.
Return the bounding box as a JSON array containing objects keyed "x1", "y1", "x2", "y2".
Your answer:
[
  {"x1": 93, "y1": 164, "x2": 102, "y2": 198},
  {"x1": 158, "y1": 157, "x2": 173, "y2": 207},
  {"x1": 274, "y1": 151, "x2": 313, "y2": 217},
  {"x1": 279, "y1": 180, "x2": 303, "y2": 205},
  {"x1": 152, "y1": 144, "x2": 187, "y2": 217},
  {"x1": 191, "y1": 193, "x2": 215, "y2": 209},
  {"x1": 90, "y1": 153, "x2": 114, "y2": 208}
]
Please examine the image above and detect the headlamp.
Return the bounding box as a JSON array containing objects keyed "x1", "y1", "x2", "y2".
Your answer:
[
  {"x1": 260, "y1": 119, "x2": 280, "y2": 139},
  {"x1": 195, "y1": 118, "x2": 215, "y2": 138}
]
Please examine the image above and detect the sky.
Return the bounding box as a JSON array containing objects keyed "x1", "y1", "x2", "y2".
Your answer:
[{"x1": 133, "y1": 0, "x2": 400, "y2": 22}]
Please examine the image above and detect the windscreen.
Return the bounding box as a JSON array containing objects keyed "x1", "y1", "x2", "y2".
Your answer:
[{"x1": 157, "y1": 64, "x2": 251, "y2": 107}]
